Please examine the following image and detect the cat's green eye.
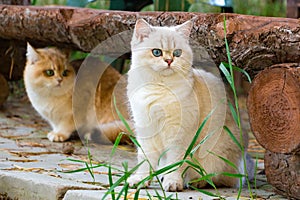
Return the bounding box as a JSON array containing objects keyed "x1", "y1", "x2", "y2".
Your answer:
[
  {"x1": 44, "y1": 69, "x2": 54, "y2": 77},
  {"x1": 152, "y1": 49, "x2": 162, "y2": 57},
  {"x1": 173, "y1": 49, "x2": 182, "y2": 57},
  {"x1": 62, "y1": 70, "x2": 70, "y2": 77}
]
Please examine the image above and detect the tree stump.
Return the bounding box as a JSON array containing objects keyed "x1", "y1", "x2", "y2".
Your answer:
[
  {"x1": 0, "y1": 73, "x2": 9, "y2": 106},
  {"x1": 247, "y1": 64, "x2": 300, "y2": 199}
]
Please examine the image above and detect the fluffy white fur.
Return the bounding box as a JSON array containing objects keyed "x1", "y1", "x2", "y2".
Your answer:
[{"x1": 127, "y1": 19, "x2": 254, "y2": 191}]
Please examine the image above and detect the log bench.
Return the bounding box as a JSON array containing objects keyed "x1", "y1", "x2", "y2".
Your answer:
[{"x1": 0, "y1": 5, "x2": 299, "y2": 198}]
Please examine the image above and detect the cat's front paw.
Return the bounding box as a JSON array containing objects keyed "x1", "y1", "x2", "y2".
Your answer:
[
  {"x1": 189, "y1": 180, "x2": 207, "y2": 189},
  {"x1": 128, "y1": 174, "x2": 150, "y2": 188},
  {"x1": 162, "y1": 174, "x2": 184, "y2": 192},
  {"x1": 47, "y1": 131, "x2": 69, "y2": 142}
]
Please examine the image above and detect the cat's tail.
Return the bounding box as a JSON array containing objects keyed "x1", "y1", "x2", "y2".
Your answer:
[{"x1": 92, "y1": 120, "x2": 133, "y2": 145}]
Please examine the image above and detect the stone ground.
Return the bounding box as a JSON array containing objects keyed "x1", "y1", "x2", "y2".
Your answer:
[{"x1": 0, "y1": 83, "x2": 287, "y2": 200}]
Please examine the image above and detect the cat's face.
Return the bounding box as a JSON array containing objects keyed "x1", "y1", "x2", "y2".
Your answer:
[
  {"x1": 131, "y1": 19, "x2": 193, "y2": 76},
  {"x1": 25, "y1": 44, "x2": 75, "y2": 94}
]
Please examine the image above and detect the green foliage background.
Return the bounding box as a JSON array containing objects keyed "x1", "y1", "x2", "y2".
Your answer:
[{"x1": 32, "y1": 0, "x2": 286, "y2": 17}]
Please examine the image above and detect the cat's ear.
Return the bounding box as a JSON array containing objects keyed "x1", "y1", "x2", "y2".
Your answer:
[
  {"x1": 134, "y1": 19, "x2": 152, "y2": 42},
  {"x1": 26, "y1": 43, "x2": 40, "y2": 64},
  {"x1": 175, "y1": 20, "x2": 193, "y2": 39}
]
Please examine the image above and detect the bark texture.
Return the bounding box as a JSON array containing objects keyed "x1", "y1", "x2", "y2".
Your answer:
[
  {"x1": 265, "y1": 150, "x2": 300, "y2": 199},
  {"x1": 247, "y1": 64, "x2": 300, "y2": 154},
  {"x1": 0, "y1": 5, "x2": 299, "y2": 79}
]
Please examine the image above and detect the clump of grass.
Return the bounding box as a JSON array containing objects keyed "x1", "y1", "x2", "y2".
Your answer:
[{"x1": 219, "y1": 14, "x2": 254, "y2": 199}]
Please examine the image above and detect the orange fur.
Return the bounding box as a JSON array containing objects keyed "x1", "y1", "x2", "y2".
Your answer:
[{"x1": 24, "y1": 44, "x2": 130, "y2": 144}]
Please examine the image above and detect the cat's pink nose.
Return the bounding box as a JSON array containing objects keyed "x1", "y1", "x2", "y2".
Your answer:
[
  {"x1": 57, "y1": 78, "x2": 63, "y2": 83},
  {"x1": 165, "y1": 59, "x2": 173, "y2": 66}
]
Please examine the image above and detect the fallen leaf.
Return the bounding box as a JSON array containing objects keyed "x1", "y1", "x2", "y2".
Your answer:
[
  {"x1": 16, "y1": 140, "x2": 46, "y2": 148},
  {"x1": 7, "y1": 158, "x2": 38, "y2": 163}
]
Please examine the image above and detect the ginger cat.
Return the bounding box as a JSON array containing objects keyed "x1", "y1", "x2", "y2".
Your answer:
[
  {"x1": 24, "y1": 44, "x2": 129, "y2": 144},
  {"x1": 127, "y1": 19, "x2": 254, "y2": 191}
]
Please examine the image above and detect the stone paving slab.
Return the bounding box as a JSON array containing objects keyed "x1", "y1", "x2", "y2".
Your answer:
[
  {"x1": 0, "y1": 171, "x2": 102, "y2": 200},
  {"x1": 0, "y1": 95, "x2": 288, "y2": 200}
]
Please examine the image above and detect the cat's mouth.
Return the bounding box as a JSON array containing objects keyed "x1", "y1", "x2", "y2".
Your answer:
[
  {"x1": 55, "y1": 82, "x2": 63, "y2": 87},
  {"x1": 160, "y1": 66, "x2": 175, "y2": 76}
]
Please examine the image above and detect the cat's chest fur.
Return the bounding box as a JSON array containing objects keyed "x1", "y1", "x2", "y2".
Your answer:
[
  {"x1": 127, "y1": 69, "x2": 200, "y2": 140},
  {"x1": 25, "y1": 84, "x2": 73, "y2": 124}
]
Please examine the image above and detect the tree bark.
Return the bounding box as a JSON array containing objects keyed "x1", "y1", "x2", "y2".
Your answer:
[
  {"x1": 264, "y1": 150, "x2": 300, "y2": 199},
  {"x1": 0, "y1": 5, "x2": 299, "y2": 79},
  {"x1": 247, "y1": 64, "x2": 300, "y2": 154}
]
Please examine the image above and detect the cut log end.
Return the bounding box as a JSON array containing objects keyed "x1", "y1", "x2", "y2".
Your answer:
[
  {"x1": 247, "y1": 64, "x2": 300, "y2": 153},
  {"x1": 264, "y1": 150, "x2": 300, "y2": 199}
]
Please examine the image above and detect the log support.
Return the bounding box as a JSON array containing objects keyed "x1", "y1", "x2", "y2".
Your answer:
[{"x1": 248, "y1": 63, "x2": 300, "y2": 199}]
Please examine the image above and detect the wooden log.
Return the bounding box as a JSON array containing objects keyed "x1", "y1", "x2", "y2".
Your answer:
[
  {"x1": 0, "y1": 1, "x2": 30, "y2": 80},
  {"x1": 0, "y1": 5, "x2": 299, "y2": 79},
  {"x1": 0, "y1": 73, "x2": 9, "y2": 106},
  {"x1": 247, "y1": 64, "x2": 300, "y2": 154},
  {"x1": 264, "y1": 150, "x2": 300, "y2": 199}
]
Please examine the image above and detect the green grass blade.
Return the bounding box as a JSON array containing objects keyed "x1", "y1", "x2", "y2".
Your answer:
[
  {"x1": 188, "y1": 173, "x2": 218, "y2": 183},
  {"x1": 152, "y1": 160, "x2": 184, "y2": 176},
  {"x1": 221, "y1": 172, "x2": 245, "y2": 178},
  {"x1": 107, "y1": 165, "x2": 115, "y2": 200},
  {"x1": 184, "y1": 160, "x2": 205, "y2": 172},
  {"x1": 219, "y1": 62, "x2": 234, "y2": 91},
  {"x1": 116, "y1": 182, "x2": 128, "y2": 200},
  {"x1": 113, "y1": 95, "x2": 134, "y2": 136},
  {"x1": 190, "y1": 128, "x2": 221, "y2": 157},
  {"x1": 102, "y1": 160, "x2": 145, "y2": 199},
  {"x1": 221, "y1": 62, "x2": 252, "y2": 83},
  {"x1": 189, "y1": 185, "x2": 220, "y2": 198},
  {"x1": 134, "y1": 189, "x2": 140, "y2": 199},
  {"x1": 228, "y1": 100, "x2": 239, "y2": 126},
  {"x1": 208, "y1": 151, "x2": 238, "y2": 170},
  {"x1": 128, "y1": 134, "x2": 141, "y2": 149},
  {"x1": 183, "y1": 110, "x2": 214, "y2": 159},
  {"x1": 223, "y1": 126, "x2": 242, "y2": 151},
  {"x1": 154, "y1": 190, "x2": 164, "y2": 200},
  {"x1": 158, "y1": 148, "x2": 170, "y2": 166},
  {"x1": 110, "y1": 132, "x2": 124, "y2": 157},
  {"x1": 85, "y1": 162, "x2": 95, "y2": 182},
  {"x1": 62, "y1": 163, "x2": 107, "y2": 173}
]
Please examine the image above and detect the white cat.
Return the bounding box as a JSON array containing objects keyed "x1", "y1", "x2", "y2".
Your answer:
[{"x1": 127, "y1": 19, "x2": 254, "y2": 192}]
